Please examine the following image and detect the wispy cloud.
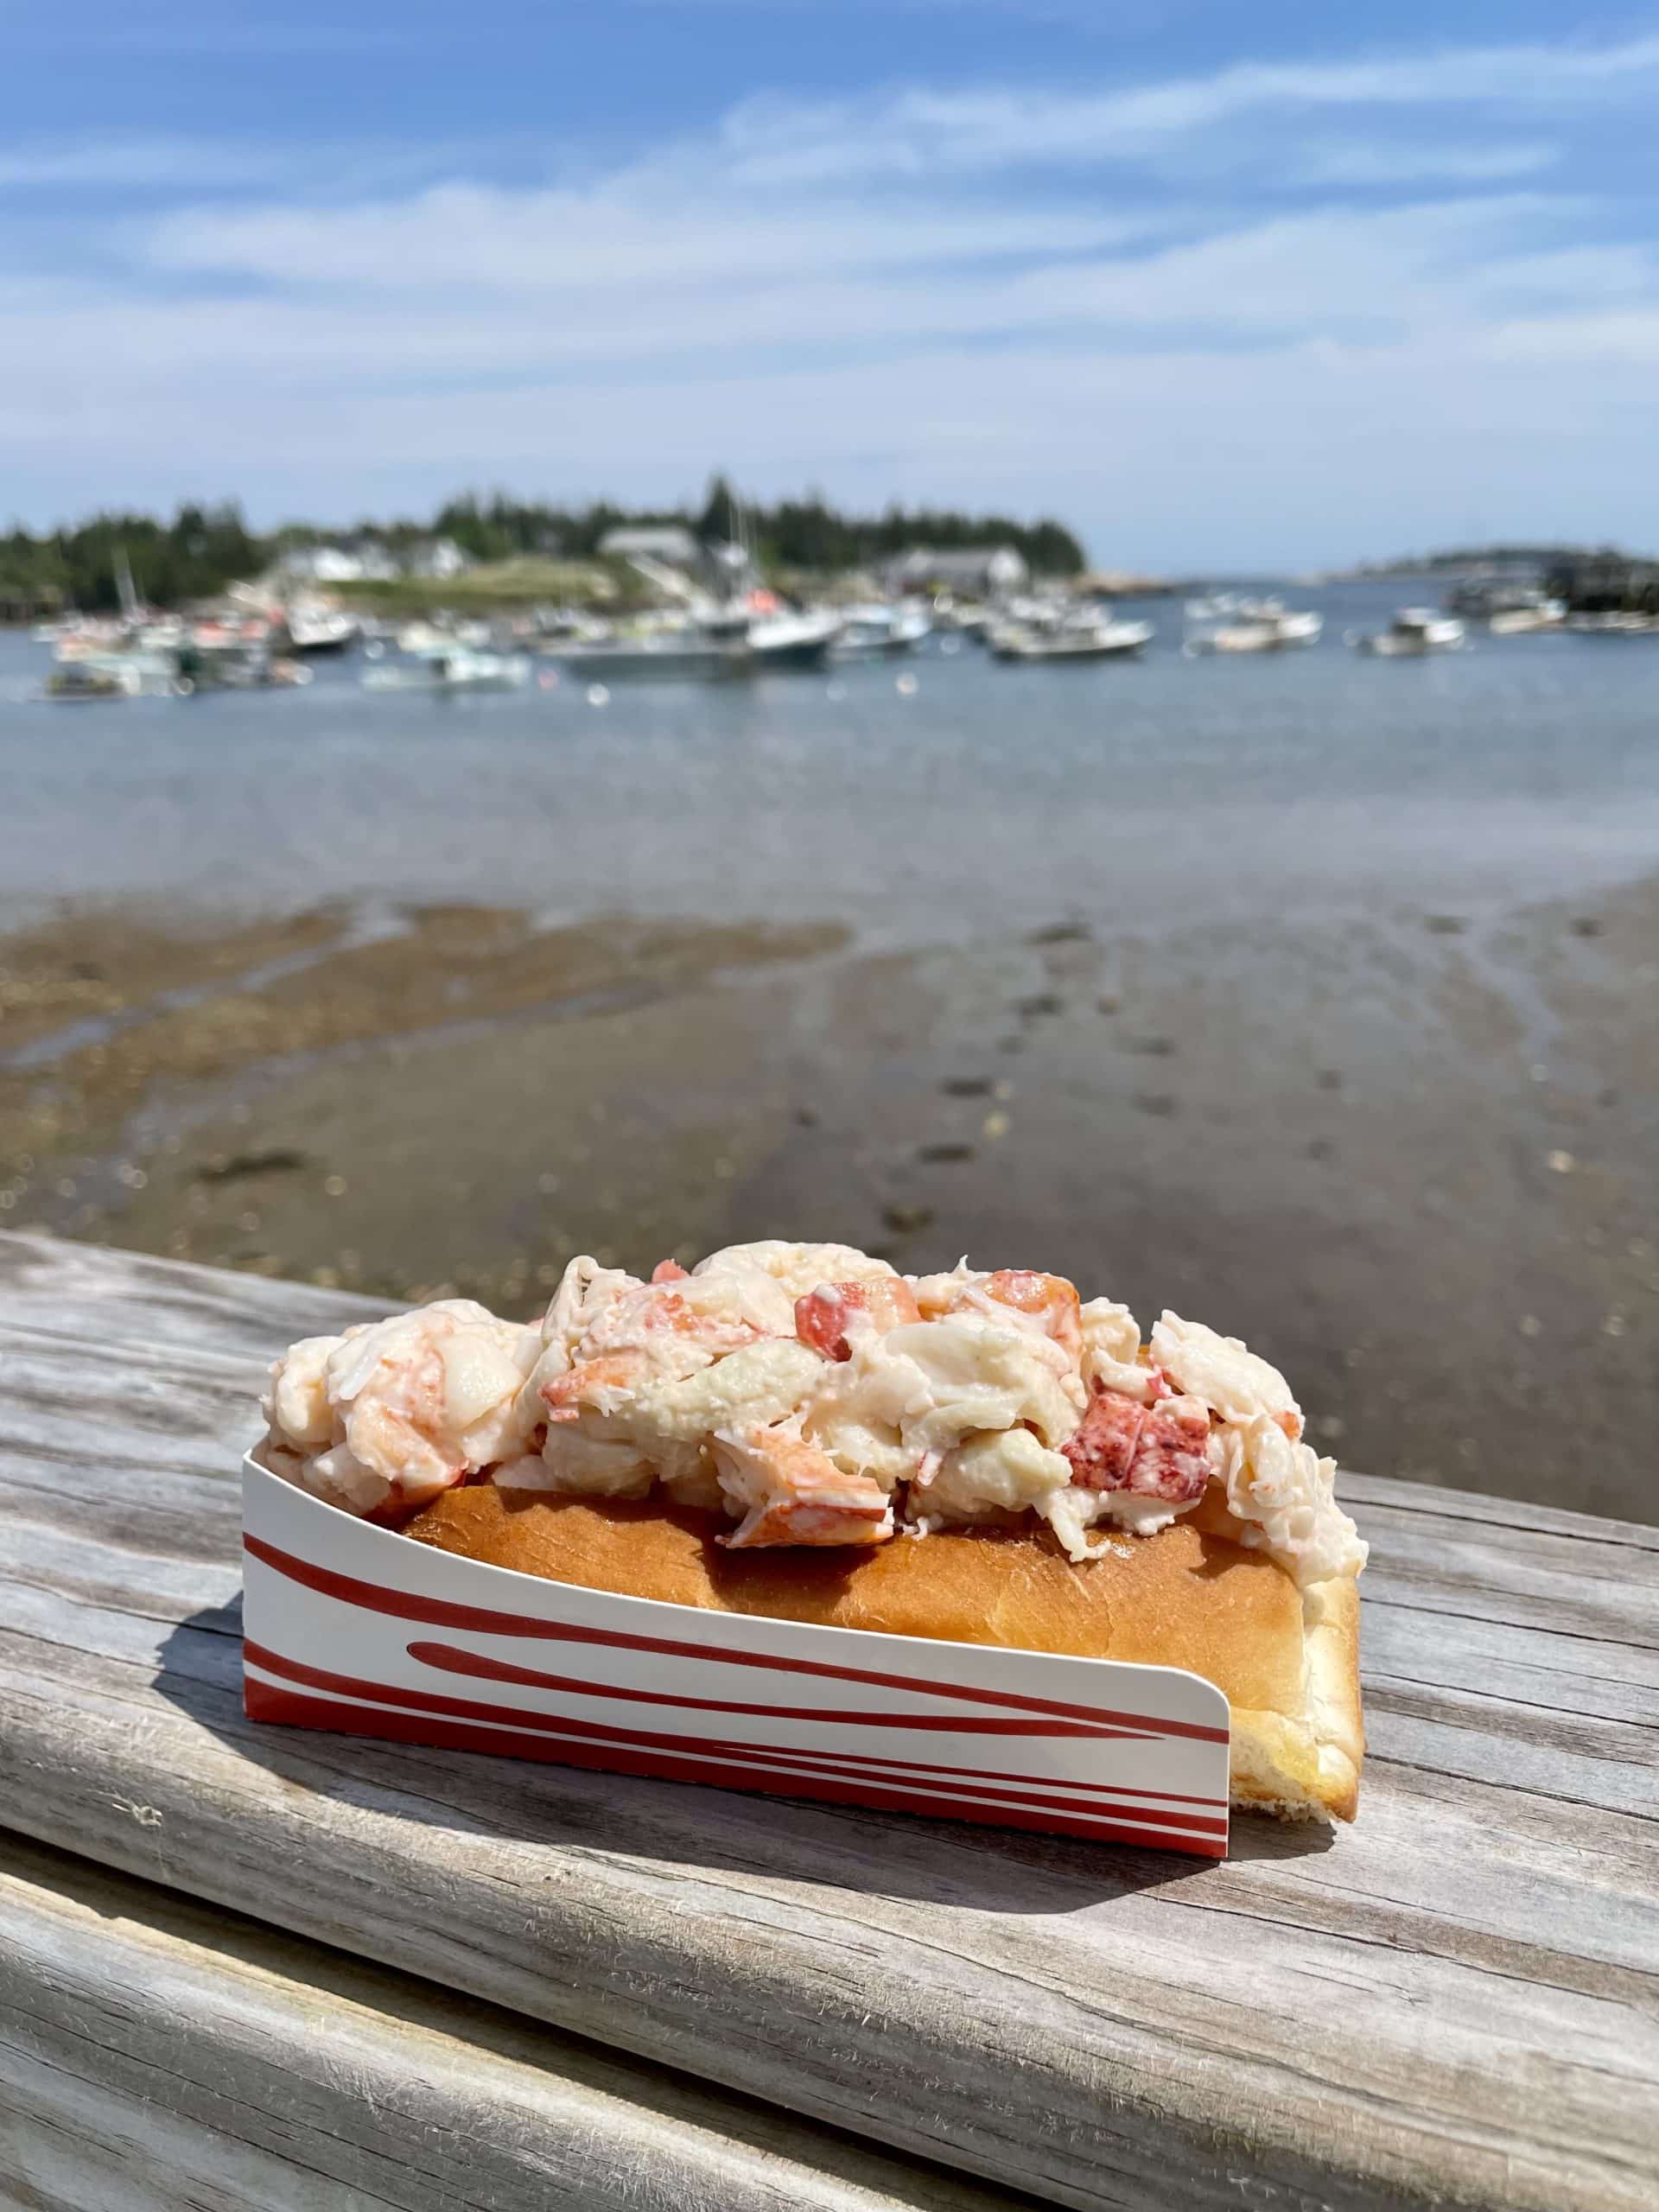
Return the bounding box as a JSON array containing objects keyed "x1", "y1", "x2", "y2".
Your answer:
[
  {"x1": 0, "y1": 26, "x2": 1656, "y2": 562},
  {"x1": 1287, "y1": 141, "x2": 1559, "y2": 188},
  {"x1": 0, "y1": 136, "x2": 510, "y2": 197},
  {"x1": 0, "y1": 140, "x2": 311, "y2": 190},
  {"x1": 713, "y1": 39, "x2": 1659, "y2": 185}
]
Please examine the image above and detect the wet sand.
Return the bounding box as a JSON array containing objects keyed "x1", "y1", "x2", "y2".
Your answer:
[{"x1": 1, "y1": 880, "x2": 1654, "y2": 1523}]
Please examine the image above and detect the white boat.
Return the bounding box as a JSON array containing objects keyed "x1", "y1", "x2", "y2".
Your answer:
[
  {"x1": 1565, "y1": 611, "x2": 1658, "y2": 637},
  {"x1": 991, "y1": 611, "x2": 1153, "y2": 662},
  {"x1": 362, "y1": 647, "x2": 530, "y2": 694},
  {"x1": 931, "y1": 597, "x2": 991, "y2": 633},
  {"x1": 397, "y1": 620, "x2": 454, "y2": 655},
  {"x1": 41, "y1": 651, "x2": 178, "y2": 702},
  {"x1": 1347, "y1": 608, "x2": 1466, "y2": 657},
  {"x1": 999, "y1": 594, "x2": 1068, "y2": 633},
  {"x1": 1185, "y1": 620, "x2": 1280, "y2": 655},
  {"x1": 286, "y1": 602, "x2": 360, "y2": 654},
  {"x1": 546, "y1": 636, "x2": 747, "y2": 683},
  {"x1": 53, "y1": 620, "x2": 130, "y2": 661},
  {"x1": 1444, "y1": 579, "x2": 1560, "y2": 622},
  {"x1": 1184, "y1": 593, "x2": 1245, "y2": 623},
  {"x1": 41, "y1": 663, "x2": 144, "y2": 702},
  {"x1": 832, "y1": 603, "x2": 931, "y2": 658},
  {"x1": 1187, "y1": 606, "x2": 1323, "y2": 653},
  {"x1": 1488, "y1": 601, "x2": 1566, "y2": 635},
  {"x1": 1271, "y1": 608, "x2": 1323, "y2": 647},
  {"x1": 746, "y1": 609, "x2": 843, "y2": 669}
]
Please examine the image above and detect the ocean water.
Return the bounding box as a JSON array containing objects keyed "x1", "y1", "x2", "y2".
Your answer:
[{"x1": 3, "y1": 580, "x2": 1657, "y2": 940}]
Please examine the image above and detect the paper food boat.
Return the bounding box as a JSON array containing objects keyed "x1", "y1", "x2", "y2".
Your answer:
[{"x1": 242, "y1": 1455, "x2": 1232, "y2": 1857}]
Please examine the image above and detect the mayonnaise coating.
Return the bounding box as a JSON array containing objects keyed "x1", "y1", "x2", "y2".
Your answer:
[
  {"x1": 1149, "y1": 1313, "x2": 1303, "y2": 1435},
  {"x1": 257, "y1": 1247, "x2": 1365, "y2": 1586},
  {"x1": 260, "y1": 1300, "x2": 541, "y2": 1516}
]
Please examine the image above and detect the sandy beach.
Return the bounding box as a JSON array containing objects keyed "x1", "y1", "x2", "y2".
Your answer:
[{"x1": 2, "y1": 872, "x2": 1654, "y2": 1523}]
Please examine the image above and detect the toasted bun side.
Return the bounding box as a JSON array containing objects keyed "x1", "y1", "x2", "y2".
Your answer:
[
  {"x1": 1306, "y1": 1576, "x2": 1364, "y2": 1820},
  {"x1": 400, "y1": 1485, "x2": 1363, "y2": 1821}
]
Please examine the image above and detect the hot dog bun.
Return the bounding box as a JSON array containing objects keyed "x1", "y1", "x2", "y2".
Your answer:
[{"x1": 400, "y1": 1483, "x2": 1363, "y2": 1821}]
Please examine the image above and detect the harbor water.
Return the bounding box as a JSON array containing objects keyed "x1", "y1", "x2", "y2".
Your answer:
[
  {"x1": 3, "y1": 581, "x2": 1657, "y2": 936},
  {"x1": 1, "y1": 580, "x2": 1656, "y2": 1522}
]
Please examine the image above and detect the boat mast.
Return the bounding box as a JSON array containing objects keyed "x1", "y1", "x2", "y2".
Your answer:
[{"x1": 115, "y1": 547, "x2": 140, "y2": 622}]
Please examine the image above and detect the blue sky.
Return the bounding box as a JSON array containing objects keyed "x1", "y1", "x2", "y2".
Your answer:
[{"x1": 3, "y1": 2, "x2": 1657, "y2": 566}]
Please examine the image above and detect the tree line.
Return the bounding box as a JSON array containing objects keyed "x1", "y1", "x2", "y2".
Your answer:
[
  {"x1": 0, "y1": 478, "x2": 1084, "y2": 612},
  {"x1": 0, "y1": 505, "x2": 262, "y2": 614},
  {"x1": 429, "y1": 478, "x2": 1085, "y2": 576}
]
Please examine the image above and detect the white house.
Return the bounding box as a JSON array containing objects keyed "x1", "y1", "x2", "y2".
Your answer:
[
  {"x1": 403, "y1": 537, "x2": 471, "y2": 580},
  {"x1": 598, "y1": 524, "x2": 702, "y2": 569},
  {"x1": 280, "y1": 539, "x2": 398, "y2": 584},
  {"x1": 885, "y1": 545, "x2": 1029, "y2": 598}
]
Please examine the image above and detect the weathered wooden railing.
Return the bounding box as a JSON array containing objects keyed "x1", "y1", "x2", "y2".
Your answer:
[{"x1": 0, "y1": 1230, "x2": 1654, "y2": 2211}]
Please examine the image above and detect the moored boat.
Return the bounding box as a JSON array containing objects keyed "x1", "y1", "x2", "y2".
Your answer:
[
  {"x1": 1565, "y1": 611, "x2": 1658, "y2": 637},
  {"x1": 42, "y1": 664, "x2": 141, "y2": 702},
  {"x1": 544, "y1": 636, "x2": 748, "y2": 682},
  {"x1": 991, "y1": 610, "x2": 1153, "y2": 662},
  {"x1": 1347, "y1": 608, "x2": 1466, "y2": 657},
  {"x1": 286, "y1": 601, "x2": 361, "y2": 654},
  {"x1": 832, "y1": 604, "x2": 931, "y2": 658},
  {"x1": 1186, "y1": 606, "x2": 1323, "y2": 653},
  {"x1": 746, "y1": 609, "x2": 843, "y2": 669},
  {"x1": 362, "y1": 647, "x2": 531, "y2": 694},
  {"x1": 1488, "y1": 601, "x2": 1567, "y2": 635}
]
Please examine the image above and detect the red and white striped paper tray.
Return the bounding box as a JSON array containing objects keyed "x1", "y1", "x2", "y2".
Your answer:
[{"x1": 242, "y1": 1456, "x2": 1231, "y2": 1856}]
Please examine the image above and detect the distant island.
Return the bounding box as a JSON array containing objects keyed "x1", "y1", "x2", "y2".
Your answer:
[
  {"x1": 1331, "y1": 541, "x2": 1654, "y2": 580},
  {"x1": 0, "y1": 477, "x2": 1085, "y2": 618},
  {"x1": 1325, "y1": 542, "x2": 1659, "y2": 615}
]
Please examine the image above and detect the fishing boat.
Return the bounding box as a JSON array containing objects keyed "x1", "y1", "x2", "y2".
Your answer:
[
  {"x1": 545, "y1": 634, "x2": 747, "y2": 683},
  {"x1": 51, "y1": 622, "x2": 130, "y2": 662},
  {"x1": 396, "y1": 620, "x2": 454, "y2": 655},
  {"x1": 746, "y1": 609, "x2": 843, "y2": 669},
  {"x1": 362, "y1": 647, "x2": 531, "y2": 694},
  {"x1": 1443, "y1": 579, "x2": 1560, "y2": 622},
  {"x1": 286, "y1": 601, "x2": 360, "y2": 654},
  {"x1": 179, "y1": 641, "x2": 315, "y2": 690},
  {"x1": 1487, "y1": 601, "x2": 1566, "y2": 635},
  {"x1": 990, "y1": 610, "x2": 1153, "y2": 662},
  {"x1": 1269, "y1": 608, "x2": 1323, "y2": 647},
  {"x1": 41, "y1": 646, "x2": 181, "y2": 701},
  {"x1": 1186, "y1": 605, "x2": 1323, "y2": 653},
  {"x1": 931, "y1": 596, "x2": 991, "y2": 633},
  {"x1": 1565, "y1": 611, "x2": 1658, "y2": 637},
  {"x1": 1184, "y1": 592, "x2": 1247, "y2": 623},
  {"x1": 41, "y1": 664, "x2": 141, "y2": 703},
  {"x1": 1346, "y1": 608, "x2": 1466, "y2": 657},
  {"x1": 832, "y1": 604, "x2": 931, "y2": 658}
]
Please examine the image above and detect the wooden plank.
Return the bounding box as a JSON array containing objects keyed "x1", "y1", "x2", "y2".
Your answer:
[
  {"x1": 0, "y1": 1227, "x2": 388, "y2": 1366},
  {"x1": 0, "y1": 1832, "x2": 1021, "y2": 2212},
  {"x1": 1, "y1": 1232, "x2": 1656, "y2": 2212}
]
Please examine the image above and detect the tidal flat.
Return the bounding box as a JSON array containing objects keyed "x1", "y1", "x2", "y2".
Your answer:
[{"x1": 2, "y1": 875, "x2": 1653, "y2": 1523}]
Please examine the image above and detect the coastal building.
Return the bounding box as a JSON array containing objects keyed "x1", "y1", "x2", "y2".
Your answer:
[
  {"x1": 402, "y1": 537, "x2": 470, "y2": 580},
  {"x1": 597, "y1": 524, "x2": 701, "y2": 569},
  {"x1": 884, "y1": 544, "x2": 1029, "y2": 598},
  {"x1": 276, "y1": 536, "x2": 472, "y2": 586},
  {"x1": 279, "y1": 538, "x2": 398, "y2": 585}
]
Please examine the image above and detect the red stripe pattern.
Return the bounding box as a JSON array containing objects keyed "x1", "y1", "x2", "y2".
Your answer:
[{"x1": 239, "y1": 1477, "x2": 1231, "y2": 1857}]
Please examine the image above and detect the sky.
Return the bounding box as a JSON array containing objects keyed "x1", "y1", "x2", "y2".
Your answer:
[{"x1": 2, "y1": 2, "x2": 1657, "y2": 568}]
